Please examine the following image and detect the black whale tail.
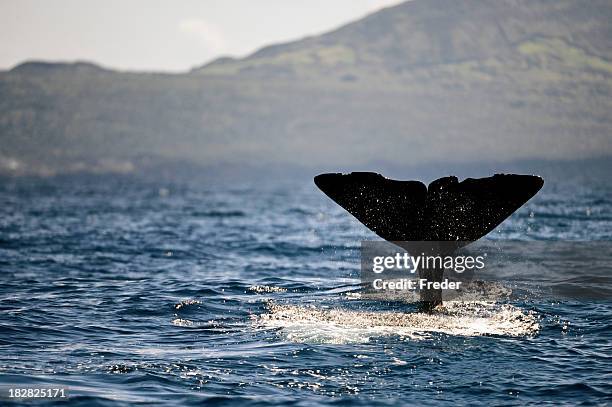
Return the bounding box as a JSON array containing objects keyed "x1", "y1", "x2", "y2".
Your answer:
[{"x1": 314, "y1": 172, "x2": 544, "y2": 308}]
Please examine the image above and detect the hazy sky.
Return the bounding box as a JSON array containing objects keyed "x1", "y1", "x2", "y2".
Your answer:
[{"x1": 1, "y1": 0, "x2": 403, "y2": 72}]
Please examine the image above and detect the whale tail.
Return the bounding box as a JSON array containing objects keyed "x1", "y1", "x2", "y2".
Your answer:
[{"x1": 314, "y1": 172, "x2": 544, "y2": 308}]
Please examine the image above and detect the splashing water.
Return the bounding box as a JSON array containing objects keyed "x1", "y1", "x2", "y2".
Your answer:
[{"x1": 253, "y1": 301, "x2": 539, "y2": 343}]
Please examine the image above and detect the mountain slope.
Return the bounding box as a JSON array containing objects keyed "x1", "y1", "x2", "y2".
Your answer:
[
  {"x1": 1, "y1": 0, "x2": 611, "y2": 177},
  {"x1": 196, "y1": 0, "x2": 612, "y2": 76}
]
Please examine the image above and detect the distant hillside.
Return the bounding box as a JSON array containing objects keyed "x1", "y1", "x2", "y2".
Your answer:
[
  {"x1": 196, "y1": 0, "x2": 611, "y2": 76},
  {"x1": 1, "y1": 0, "x2": 611, "y2": 178}
]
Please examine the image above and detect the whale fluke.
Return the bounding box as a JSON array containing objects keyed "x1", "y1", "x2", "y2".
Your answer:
[
  {"x1": 314, "y1": 172, "x2": 544, "y2": 308},
  {"x1": 314, "y1": 172, "x2": 543, "y2": 243}
]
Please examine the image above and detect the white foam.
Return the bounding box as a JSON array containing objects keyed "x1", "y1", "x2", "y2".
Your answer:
[
  {"x1": 253, "y1": 301, "x2": 539, "y2": 344},
  {"x1": 248, "y1": 285, "x2": 288, "y2": 293},
  {"x1": 171, "y1": 318, "x2": 195, "y2": 327}
]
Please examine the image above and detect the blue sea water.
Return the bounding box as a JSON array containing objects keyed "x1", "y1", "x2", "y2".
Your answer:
[{"x1": 0, "y1": 175, "x2": 611, "y2": 406}]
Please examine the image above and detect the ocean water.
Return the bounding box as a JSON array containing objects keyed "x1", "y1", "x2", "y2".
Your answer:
[{"x1": 0, "y1": 175, "x2": 611, "y2": 406}]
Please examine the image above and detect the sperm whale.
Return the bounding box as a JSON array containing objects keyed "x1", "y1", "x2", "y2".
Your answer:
[{"x1": 314, "y1": 172, "x2": 544, "y2": 309}]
